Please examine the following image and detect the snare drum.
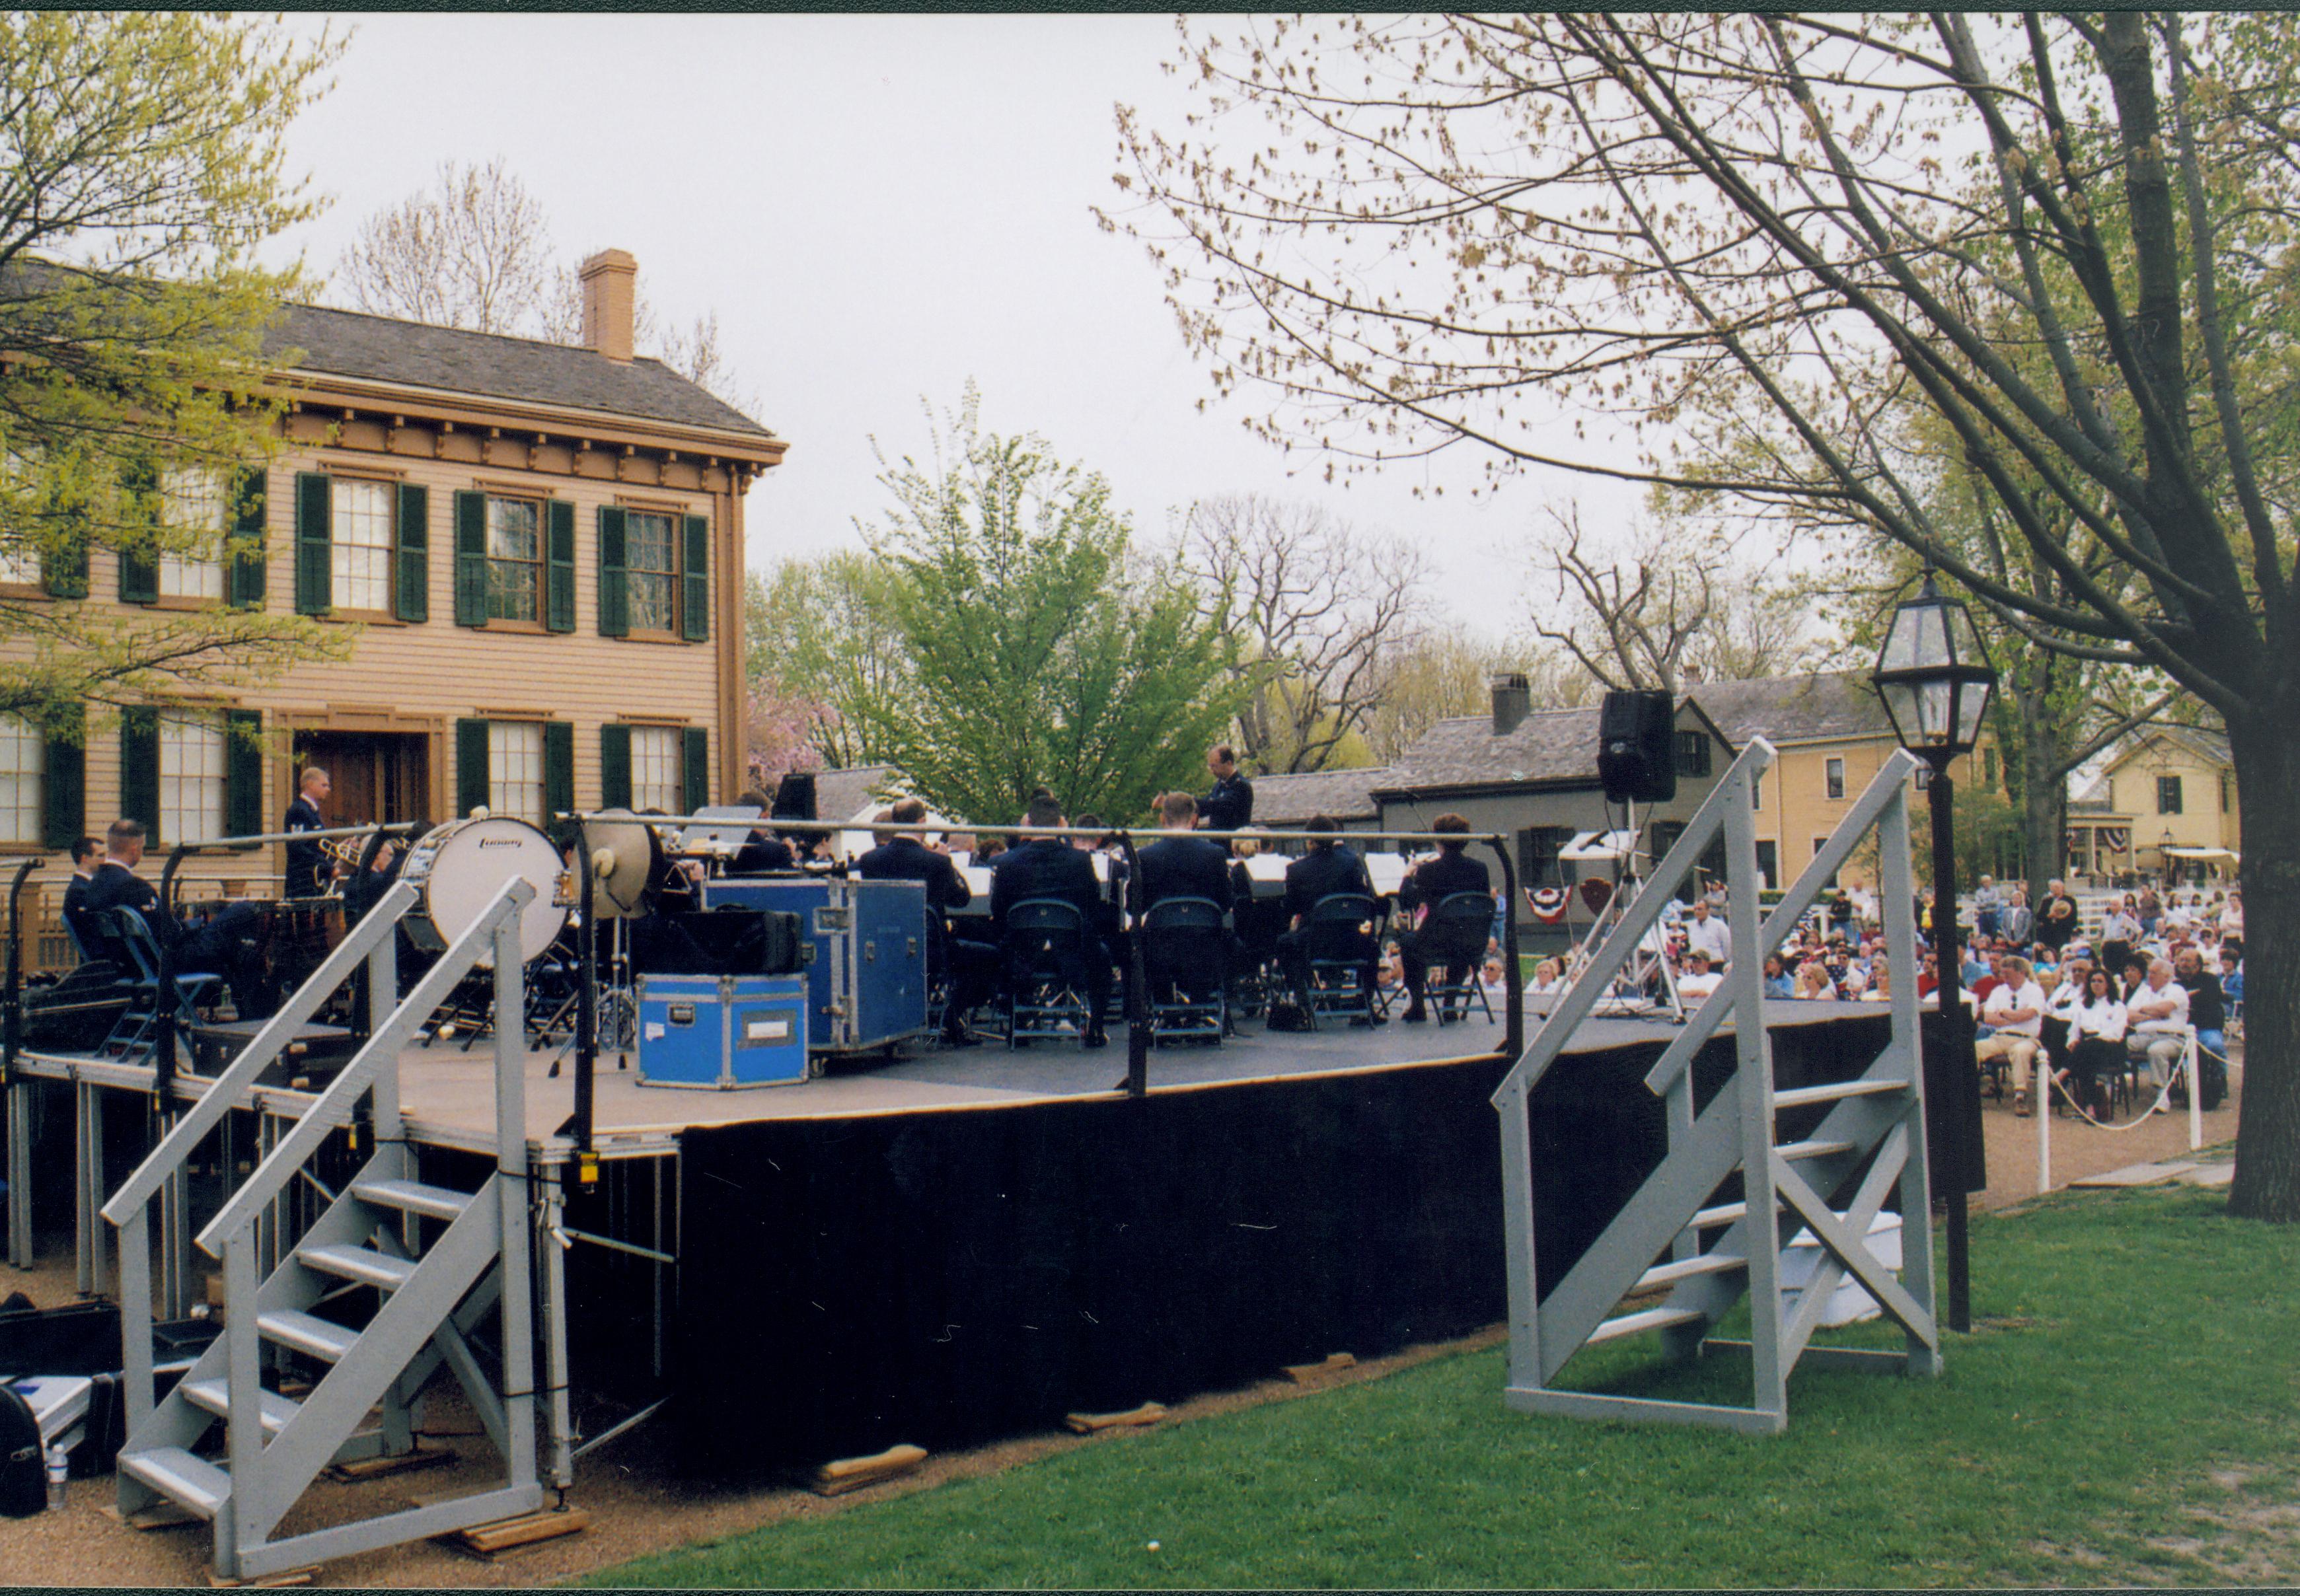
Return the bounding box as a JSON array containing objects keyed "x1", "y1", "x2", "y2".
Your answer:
[{"x1": 398, "y1": 816, "x2": 570, "y2": 965}]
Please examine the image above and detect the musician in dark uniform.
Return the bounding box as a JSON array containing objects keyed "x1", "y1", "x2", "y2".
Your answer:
[
  {"x1": 1202, "y1": 744, "x2": 1254, "y2": 835},
  {"x1": 60, "y1": 836, "x2": 101, "y2": 961},
  {"x1": 1138, "y1": 790, "x2": 1239, "y2": 1006},
  {"x1": 1394, "y1": 812, "x2": 1492, "y2": 1023},
  {"x1": 990, "y1": 792, "x2": 1111, "y2": 1046},
  {"x1": 859, "y1": 797, "x2": 996, "y2": 1045},
  {"x1": 727, "y1": 787, "x2": 795, "y2": 875},
  {"x1": 1275, "y1": 815, "x2": 1382, "y2": 1021},
  {"x1": 83, "y1": 817, "x2": 274, "y2": 1018},
  {"x1": 282, "y1": 766, "x2": 333, "y2": 900}
]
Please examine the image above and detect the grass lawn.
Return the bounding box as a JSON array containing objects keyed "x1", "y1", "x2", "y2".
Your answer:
[{"x1": 589, "y1": 1184, "x2": 2300, "y2": 1587}]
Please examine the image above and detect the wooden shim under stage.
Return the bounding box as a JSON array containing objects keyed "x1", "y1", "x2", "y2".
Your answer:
[
  {"x1": 205, "y1": 1567, "x2": 317, "y2": 1588},
  {"x1": 324, "y1": 1443, "x2": 457, "y2": 1482},
  {"x1": 1282, "y1": 1352, "x2": 1356, "y2": 1385},
  {"x1": 441, "y1": 1506, "x2": 591, "y2": 1558},
  {"x1": 1064, "y1": 1400, "x2": 1167, "y2": 1433},
  {"x1": 809, "y1": 1443, "x2": 927, "y2": 1496}
]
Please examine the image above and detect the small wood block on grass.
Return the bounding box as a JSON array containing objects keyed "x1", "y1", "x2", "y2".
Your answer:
[
  {"x1": 441, "y1": 1506, "x2": 589, "y2": 1559},
  {"x1": 101, "y1": 1500, "x2": 202, "y2": 1532},
  {"x1": 1064, "y1": 1400, "x2": 1167, "y2": 1434},
  {"x1": 810, "y1": 1443, "x2": 927, "y2": 1496},
  {"x1": 204, "y1": 1567, "x2": 317, "y2": 1588},
  {"x1": 2071, "y1": 1161, "x2": 2196, "y2": 1188},
  {"x1": 324, "y1": 1443, "x2": 457, "y2": 1482},
  {"x1": 1282, "y1": 1352, "x2": 1357, "y2": 1385}
]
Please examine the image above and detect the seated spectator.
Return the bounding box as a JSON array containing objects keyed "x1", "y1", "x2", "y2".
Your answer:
[
  {"x1": 1526, "y1": 958, "x2": 1569, "y2": 1001},
  {"x1": 2125, "y1": 957, "x2": 2190, "y2": 1101},
  {"x1": 1793, "y1": 959, "x2": 1838, "y2": 1001},
  {"x1": 1860, "y1": 961, "x2": 1894, "y2": 1003},
  {"x1": 2174, "y1": 945, "x2": 2226, "y2": 1071},
  {"x1": 1978, "y1": 955, "x2": 2048, "y2": 1116},
  {"x1": 1762, "y1": 954, "x2": 1795, "y2": 999},
  {"x1": 1676, "y1": 949, "x2": 1723, "y2": 1001},
  {"x1": 2054, "y1": 967, "x2": 2128, "y2": 1117}
]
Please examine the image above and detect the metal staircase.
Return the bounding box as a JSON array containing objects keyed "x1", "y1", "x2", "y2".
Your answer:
[
  {"x1": 100, "y1": 878, "x2": 546, "y2": 1579},
  {"x1": 1493, "y1": 739, "x2": 1942, "y2": 1434}
]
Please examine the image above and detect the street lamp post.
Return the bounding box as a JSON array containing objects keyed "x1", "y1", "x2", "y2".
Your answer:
[{"x1": 1873, "y1": 573, "x2": 1998, "y2": 1334}]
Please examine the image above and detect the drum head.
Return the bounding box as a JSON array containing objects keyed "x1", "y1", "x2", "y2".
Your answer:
[{"x1": 406, "y1": 816, "x2": 569, "y2": 966}]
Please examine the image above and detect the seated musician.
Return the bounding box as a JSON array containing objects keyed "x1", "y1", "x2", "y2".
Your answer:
[
  {"x1": 60, "y1": 836, "x2": 102, "y2": 962},
  {"x1": 859, "y1": 797, "x2": 996, "y2": 1046},
  {"x1": 990, "y1": 792, "x2": 1110, "y2": 1048},
  {"x1": 282, "y1": 765, "x2": 336, "y2": 900},
  {"x1": 1137, "y1": 791, "x2": 1237, "y2": 1000},
  {"x1": 1394, "y1": 812, "x2": 1490, "y2": 1023},
  {"x1": 82, "y1": 817, "x2": 274, "y2": 1019},
  {"x1": 341, "y1": 832, "x2": 410, "y2": 925},
  {"x1": 1275, "y1": 815, "x2": 1383, "y2": 1024},
  {"x1": 727, "y1": 788, "x2": 796, "y2": 875}
]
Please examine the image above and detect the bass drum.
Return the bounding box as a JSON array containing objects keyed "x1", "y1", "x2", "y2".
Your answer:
[{"x1": 399, "y1": 816, "x2": 569, "y2": 966}]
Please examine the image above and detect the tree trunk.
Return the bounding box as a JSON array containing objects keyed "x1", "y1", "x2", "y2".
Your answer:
[
  {"x1": 2019, "y1": 682, "x2": 2064, "y2": 908},
  {"x1": 2227, "y1": 712, "x2": 2300, "y2": 1220}
]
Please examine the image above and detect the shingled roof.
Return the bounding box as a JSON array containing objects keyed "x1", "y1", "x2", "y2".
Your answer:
[
  {"x1": 807, "y1": 764, "x2": 906, "y2": 822},
  {"x1": 1375, "y1": 704, "x2": 1610, "y2": 795},
  {"x1": 1249, "y1": 766, "x2": 1389, "y2": 824},
  {"x1": 2106, "y1": 723, "x2": 2233, "y2": 772},
  {"x1": 1688, "y1": 670, "x2": 1892, "y2": 746},
  {"x1": 268, "y1": 301, "x2": 773, "y2": 438}
]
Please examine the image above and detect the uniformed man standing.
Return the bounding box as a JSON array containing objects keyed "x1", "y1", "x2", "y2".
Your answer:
[
  {"x1": 1202, "y1": 744, "x2": 1254, "y2": 834},
  {"x1": 283, "y1": 766, "x2": 333, "y2": 900}
]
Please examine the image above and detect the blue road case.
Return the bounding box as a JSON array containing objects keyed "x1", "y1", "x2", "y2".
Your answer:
[
  {"x1": 636, "y1": 973, "x2": 813, "y2": 1089},
  {"x1": 700, "y1": 877, "x2": 930, "y2": 1055}
]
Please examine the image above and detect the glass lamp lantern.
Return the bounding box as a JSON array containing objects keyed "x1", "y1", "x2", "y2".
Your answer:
[{"x1": 1873, "y1": 574, "x2": 1997, "y2": 756}]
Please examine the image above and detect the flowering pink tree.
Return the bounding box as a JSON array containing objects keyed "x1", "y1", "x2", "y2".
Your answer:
[{"x1": 745, "y1": 677, "x2": 832, "y2": 789}]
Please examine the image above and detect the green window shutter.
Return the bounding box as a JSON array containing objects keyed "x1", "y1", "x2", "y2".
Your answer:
[
  {"x1": 117, "y1": 458, "x2": 157, "y2": 604},
  {"x1": 453, "y1": 491, "x2": 488, "y2": 627},
  {"x1": 544, "y1": 499, "x2": 575, "y2": 633},
  {"x1": 455, "y1": 718, "x2": 490, "y2": 818},
  {"x1": 394, "y1": 482, "x2": 429, "y2": 623},
  {"x1": 40, "y1": 707, "x2": 84, "y2": 851},
  {"x1": 542, "y1": 720, "x2": 574, "y2": 826},
  {"x1": 682, "y1": 725, "x2": 710, "y2": 815},
  {"x1": 229, "y1": 466, "x2": 267, "y2": 609},
  {"x1": 596, "y1": 506, "x2": 628, "y2": 637},
  {"x1": 294, "y1": 472, "x2": 332, "y2": 614},
  {"x1": 223, "y1": 708, "x2": 264, "y2": 839},
  {"x1": 681, "y1": 514, "x2": 710, "y2": 643},
  {"x1": 120, "y1": 707, "x2": 160, "y2": 844},
  {"x1": 599, "y1": 723, "x2": 632, "y2": 810}
]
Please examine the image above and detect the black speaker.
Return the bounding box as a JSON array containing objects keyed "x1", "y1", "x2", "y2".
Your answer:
[
  {"x1": 1597, "y1": 689, "x2": 1677, "y2": 804},
  {"x1": 770, "y1": 772, "x2": 817, "y2": 822}
]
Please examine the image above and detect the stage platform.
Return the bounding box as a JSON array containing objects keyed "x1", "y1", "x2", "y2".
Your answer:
[{"x1": 16, "y1": 1000, "x2": 1885, "y2": 1163}]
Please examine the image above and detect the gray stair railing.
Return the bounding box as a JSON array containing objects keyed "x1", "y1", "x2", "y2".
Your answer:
[
  {"x1": 1493, "y1": 740, "x2": 1941, "y2": 1434},
  {"x1": 109, "y1": 878, "x2": 543, "y2": 1580}
]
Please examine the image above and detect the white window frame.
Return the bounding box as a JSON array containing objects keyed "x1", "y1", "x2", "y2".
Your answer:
[
  {"x1": 1824, "y1": 756, "x2": 1846, "y2": 801},
  {"x1": 160, "y1": 712, "x2": 226, "y2": 846},
  {"x1": 485, "y1": 495, "x2": 542, "y2": 624},
  {"x1": 625, "y1": 509, "x2": 681, "y2": 635},
  {"x1": 0, "y1": 449, "x2": 45, "y2": 587},
  {"x1": 629, "y1": 725, "x2": 681, "y2": 813},
  {"x1": 331, "y1": 476, "x2": 393, "y2": 612},
  {"x1": 488, "y1": 721, "x2": 545, "y2": 825},
  {"x1": 0, "y1": 716, "x2": 42, "y2": 845},
  {"x1": 161, "y1": 468, "x2": 228, "y2": 601}
]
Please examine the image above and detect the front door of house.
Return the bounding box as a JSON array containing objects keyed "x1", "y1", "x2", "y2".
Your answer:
[{"x1": 290, "y1": 732, "x2": 433, "y2": 831}]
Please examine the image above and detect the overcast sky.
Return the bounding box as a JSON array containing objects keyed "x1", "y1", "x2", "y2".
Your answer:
[{"x1": 270, "y1": 13, "x2": 1645, "y2": 640}]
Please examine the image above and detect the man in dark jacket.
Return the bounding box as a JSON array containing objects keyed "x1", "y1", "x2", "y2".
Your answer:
[
  {"x1": 282, "y1": 766, "x2": 333, "y2": 900},
  {"x1": 1201, "y1": 744, "x2": 1255, "y2": 835},
  {"x1": 1137, "y1": 791, "x2": 1236, "y2": 1003},
  {"x1": 1395, "y1": 813, "x2": 1492, "y2": 1022},
  {"x1": 860, "y1": 797, "x2": 995, "y2": 1044},
  {"x1": 83, "y1": 818, "x2": 272, "y2": 1018},
  {"x1": 727, "y1": 789, "x2": 796, "y2": 875},
  {"x1": 59, "y1": 836, "x2": 101, "y2": 961},
  {"x1": 991, "y1": 793, "x2": 1111, "y2": 1046},
  {"x1": 1275, "y1": 815, "x2": 1382, "y2": 1021}
]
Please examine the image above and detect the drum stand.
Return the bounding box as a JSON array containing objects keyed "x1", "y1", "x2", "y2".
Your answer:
[
  {"x1": 599, "y1": 916, "x2": 636, "y2": 1060},
  {"x1": 1582, "y1": 801, "x2": 1687, "y2": 1022}
]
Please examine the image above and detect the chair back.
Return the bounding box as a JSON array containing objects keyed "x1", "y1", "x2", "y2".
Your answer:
[
  {"x1": 1142, "y1": 896, "x2": 1226, "y2": 995},
  {"x1": 1002, "y1": 897, "x2": 1090, "y2": 984},
  {"x1": 1305, "y1": 892, "x2": 1380, "y2": 959},
  {"x1": 105, "y1": 908, "x2": 163, "y2": 983},
  {"x1": 1424, "y1": 891, "x2": 1494, "y2": 965}
]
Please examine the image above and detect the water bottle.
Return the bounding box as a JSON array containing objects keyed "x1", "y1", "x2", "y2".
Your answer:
[{"x1": 45, "y1": 1445, "x2": 67, "y2": 1511}]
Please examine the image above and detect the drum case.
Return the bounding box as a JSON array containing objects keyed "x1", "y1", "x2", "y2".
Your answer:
[
  {"x1": 635, "y1": 973, "x2": 811, "y2": 1089},
  {"x1": 700, "y1": 879, "x2": 930, "y2": 1055}
]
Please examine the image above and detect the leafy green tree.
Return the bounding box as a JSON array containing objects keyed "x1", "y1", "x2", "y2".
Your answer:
[
  {"x1": 0, "y1": 13, "x2": 346, "y2": 739},
  {"x1": 854, "y1": 392, "x2": 1245, "y2": 827},
  {"x1": 743, "y1": 554, "x2": 910, "y2": 772}
]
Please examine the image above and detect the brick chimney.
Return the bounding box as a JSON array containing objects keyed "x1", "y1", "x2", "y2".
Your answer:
[
  {"x1": 1490, "y1": 671, "x2": 1532, "y2": 736},
  {"x1": 578, "y1": 248, "x2": 637, "y2": 363}
]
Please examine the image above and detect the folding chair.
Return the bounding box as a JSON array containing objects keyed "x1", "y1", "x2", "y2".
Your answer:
[
  {"x1": 1000, "y1": 898, "x2": 1095, "y2": 1048},
  {"x1": 1303, "y1": 892, "x2": 1384, "y2": 1031},
  {"x1": 1140, "y1": 896, "x2": 1226, "y2": 1046},
  {"x1": 100, "y1": 907, "x2": 223, "y2": 1062},
  {"x1": 1420, "y1": 890, "x2": 1498, "y2": 1025}
]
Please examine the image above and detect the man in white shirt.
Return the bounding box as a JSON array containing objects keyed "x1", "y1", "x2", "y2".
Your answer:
[
  {"x1": 1976, "y1": 955, "x2": 2048, "y2": 1115},
  {"x1": 2126, "y1": 957, "x2": 2191, "y2": 1095},
  {"x1": 1682, "y1": 897, "x2": 1732, "y2": 970},
  {"x1": 1676, "y1": 949, "x2": 1723, "y2": 1000}
]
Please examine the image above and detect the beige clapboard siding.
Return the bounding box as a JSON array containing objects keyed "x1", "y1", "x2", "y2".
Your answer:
[{"x1": 13, "y1": 436, "x2": 747, "y2": 892}]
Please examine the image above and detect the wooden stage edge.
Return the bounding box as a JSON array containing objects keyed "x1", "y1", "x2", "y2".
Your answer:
[{"x1": 13, "y1": 1000, "x2": 1886, "y2": 1167}]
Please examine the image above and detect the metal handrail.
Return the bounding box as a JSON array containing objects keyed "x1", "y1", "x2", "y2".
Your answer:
[
  {"x1": 197, "y1": 878, "x2": 530, "y2": 1254},
  {"x1": 556, "y1": 811, "x2": 1509, "y2": 848},
  {"x1": 101, "y1": 882, "x2": 418, "y2": 1227}
]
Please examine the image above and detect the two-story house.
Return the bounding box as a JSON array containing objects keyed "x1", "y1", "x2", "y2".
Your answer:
[{"x1": 4, "y1": 250, "x2": 783, "y2": 931}]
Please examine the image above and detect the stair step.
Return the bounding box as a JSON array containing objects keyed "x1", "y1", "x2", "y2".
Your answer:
[
  {"x1": 179, "y1": 1379, "x2": 302, "y2": 1435},
  {"x1": 118, "y1": 1446, "x2": 229, "y2": 1519},
  {"x1": 1690, "y1": 1201, "x2": 1748, "y2": 1229},
  {"x1": 258, "y1": 1309, "x2": 360, "y2": 1363},
  {"x1": 1773, "y1": 1077, "x2": 1909, "y2": 1110},
  {"x1": 1775, "y1": 1138, "x2": 1858, "y2": 1162},
  {"x1": 1636, "y1": 1251, "x2": 1746, "y2": 1291},
  {"x1": 1586, "y1": 1306, "x2": 1705, "y2": 1346},
  {"x1": 350, "y1": 1177, "x2": 472, "y2": 1221},
  {"x1": 299, "y1": 1243, "x2": 419, "y2": 1290}
]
